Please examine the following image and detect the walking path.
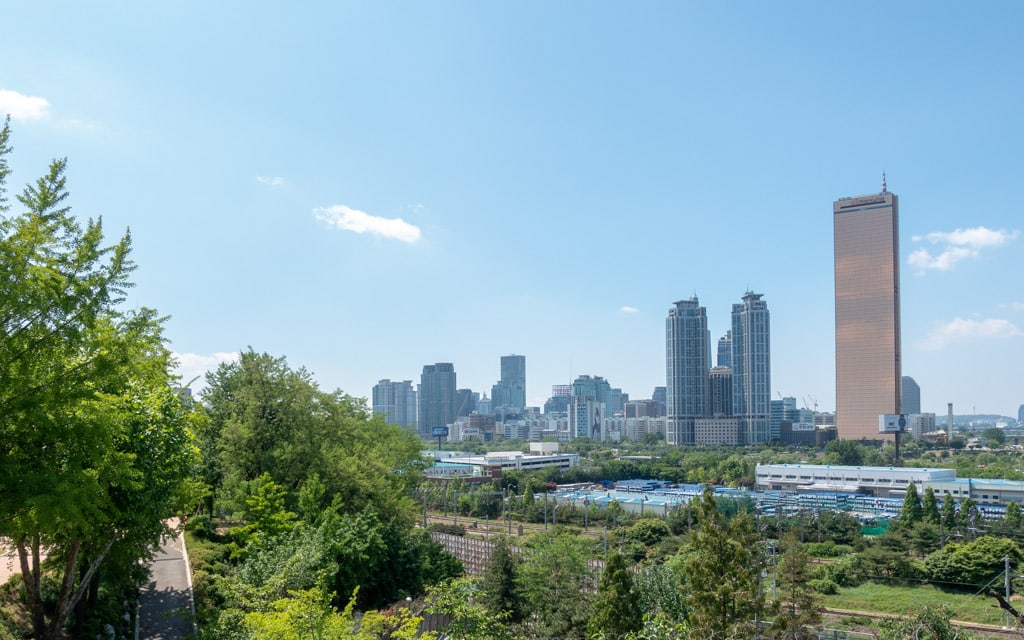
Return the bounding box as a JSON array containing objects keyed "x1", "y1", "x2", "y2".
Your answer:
[{"x1": 136, "y1": 519, "x2": 196, "y2": 640}]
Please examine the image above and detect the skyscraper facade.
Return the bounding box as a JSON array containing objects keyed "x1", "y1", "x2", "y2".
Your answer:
[
  {"x1": 491, "y1": 354, "x2": 526, "y2": 413},
  {"x1": 834, "y1": 188, "x2": 901, "y2": 440},
  {"x1": 717, "y1": 330, "x2": 733, "y2": 368},
  {"x1": 901, "y1": 376, "x2": 921, "y2": 415},
  {"x1": 666, "y1": 297, "x2": 710, "y2": 445},
  {"x1": 732, "y1": 291, "x2": 771, "y2": 444},
  {"x1": 372, "y1": 379, "x2": 417, "y2": 431},
  {"x1": 419, "y1": 363, "x2": 456, "y2": 437},
  {"x1": 708, "y1": 366, "x2": 733, "y2": 418}
]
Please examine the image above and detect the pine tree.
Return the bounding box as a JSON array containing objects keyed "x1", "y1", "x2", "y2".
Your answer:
[
  {"x1": 683, "y1": 485, "x2": 766, "y2": 639},
  {"x1": 940, "y1": 493, "x2": 957, "y2": 537},
  {"x1": 589, "y1": 552, "x2": 643, "y2": 638},
  {"x1": 768, "y1": 530, "x2": 821, "y2": 640},
  {"x1": 479, "y1": 537, "x2": 524, "y2": 623},
  {"x1": 922, "y1": 487, "x2": 940, "y2": 525},
  {"x1": 899, "y1": 483, "x2": 923, "y2": 528}
]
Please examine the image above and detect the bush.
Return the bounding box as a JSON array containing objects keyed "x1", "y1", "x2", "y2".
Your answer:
[
  {"x1": 185, "y1": 514, "x2": 217, "y2": 539},
  {"x1": 429, "y1": 522, "x2": 466, "y2": 536},
  {"x1": 806, "y1": 541, "x2": 853, "y2": 558},
  {"x1": 810, "y1": 578, "x2": 839, "y2": 595}
]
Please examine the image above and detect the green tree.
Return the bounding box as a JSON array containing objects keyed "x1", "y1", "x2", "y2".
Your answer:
[
  {"x1": 982, "y1": 427, "x2": 1006, "y2": 447},
  {"x1": 682, "y1": 485, "x2": 766, "y2": 639},
  {"x1": 1006, "y1": 501, "x2": 1023, "y2": 528},
  {"x1": 518, "y1": 532, "x2": 594, "y2": 639},
  {"x1": 941, "y1": 493, "x2": 957, "y2": 535},
  {"x1": 876, "y1": 604, "x2": 977, "y2": 640},
  {"x1": 589, "y1": 552, "x2": 643, "y2": 638},
  {"x1": 634, "y1": 564, "x2": 687, "y2": 624},
  {"x1": 823, "y1": 439, "x2": 867, "y2": 466},
  {"x1": 0, "y1": 124, "x2": 197, "y2": 640},
  {"x1": 202, "y1": 349, "x2": 425, "y2": 519},
  {"x1": 768, "y1": 531, "x2": 820, "y2": 640},
  {"x1": 922, "y1": 486, "x2": 940, "y2": 525},
  {"x1": 899, "y1": 482, "x2": 923, "y2": 528},
  {"x1": 958, "y1": 497, "x2": 979, "y2": 538},
  {"x1": 924, "y1": 536, "x2": 1022, "y2": 589},
  {"x1": 426, "y1": 579, "x2": 513, "y2": 640},
  {"x1": 479, "y1": 537, "x2": 524, "y2": 623}
]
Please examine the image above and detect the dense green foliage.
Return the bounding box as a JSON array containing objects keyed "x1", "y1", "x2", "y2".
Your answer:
[{"x1": 0, "y1": 120, "x2": 198, "y2": 640}]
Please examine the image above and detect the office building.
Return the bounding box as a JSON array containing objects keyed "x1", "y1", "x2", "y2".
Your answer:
[
  {"x1": 455, "y1": 388, "x2": 478, "y2": 417},
  {"x1": 491, "y1": 354, "x2": 526, "y2": 413},
  {"x1": 771, "y1": 397, "x2": 799, "y2": 442},
  {"x1": 695, "y1": 417, "x2": 741, "y2": 446},
  {"x1": 569, "y1": 396, "x2": 605, "y2": 440},
  {"x1": 544, "y1": 384, "x2": 571, "y2": 414},
  {"x1": 834, "y1": 185, "x2": 902, "y2": 440},
  {"x1": 624, "y1": 399, "x2": 663, "y2": 419},
  {"x1": 419, "y1": 363, "x2": 456, "y2": 437},
  {"x1": 571, "y1": 375, "x2": 613, "y2": 410},
  {"x1": 709, "y1": 366, "x2": 733, "y2": 418},
  {"x1": 902, "y1": 376, "x2": 921, "y2": 415},
  {"x1": 372, "y1": 379, "x2": 417, "y2": 430},
  {"x1": 717, "y1": 330, "x2": 732, "y2": 368},
  {"x1": 732, "y1": 291, "x2": 771, "y2": 444},
  {"x1": 666, "y1": 297, "x2": 710, "y2": 445}
]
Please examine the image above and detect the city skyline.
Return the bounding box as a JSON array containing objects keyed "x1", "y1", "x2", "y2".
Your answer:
[{"x1": 2, "y1": 4, "x2": 1021, "y2": 417}]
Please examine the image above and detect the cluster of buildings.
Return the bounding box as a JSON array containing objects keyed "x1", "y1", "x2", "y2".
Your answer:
[{"x1": 372, "y1": 182, "x2": 986, "y2": 447}]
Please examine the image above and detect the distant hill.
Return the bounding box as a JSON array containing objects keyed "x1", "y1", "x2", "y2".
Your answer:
[{"x1": 924, "y1": 413, "x2": 1018, "y2": 427}]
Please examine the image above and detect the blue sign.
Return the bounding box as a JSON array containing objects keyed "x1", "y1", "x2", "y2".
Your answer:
[{"x1": 431, "y1": 426, "x2": 449, "y2": 437}]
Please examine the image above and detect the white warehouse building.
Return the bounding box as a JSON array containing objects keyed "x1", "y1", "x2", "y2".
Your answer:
[{"x1": 755, "y1": 463, "x2": 1024, "y2": 507}]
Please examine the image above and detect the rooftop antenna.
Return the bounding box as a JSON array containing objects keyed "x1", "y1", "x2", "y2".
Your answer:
[{"x1": 882, "y1": 171, "x2": 887, "y2": 193}]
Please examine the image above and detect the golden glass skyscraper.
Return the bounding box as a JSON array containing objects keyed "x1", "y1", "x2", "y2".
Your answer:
[{"x1": 833, "y1": 187, "x2": 901, "y2": 440}]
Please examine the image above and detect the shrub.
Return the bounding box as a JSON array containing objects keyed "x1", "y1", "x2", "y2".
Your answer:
[
  {"x1": 429, "y1": 522, "x2": 466, "y2": 536},
  {"x1": 185, "y1": 514, "x2": 216, "y2": 539},
  {"x1": 810, "y1": 578, "x2": 839, "y2": 595}
]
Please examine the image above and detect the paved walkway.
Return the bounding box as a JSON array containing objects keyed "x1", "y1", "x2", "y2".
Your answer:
[{"x1": 137, "y1": 520, "x2": 196, "y2": 640}]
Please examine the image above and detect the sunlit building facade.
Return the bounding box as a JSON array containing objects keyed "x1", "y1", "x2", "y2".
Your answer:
[{"x1": 833, "y1": 189, "x2": 901, "y2": 440}]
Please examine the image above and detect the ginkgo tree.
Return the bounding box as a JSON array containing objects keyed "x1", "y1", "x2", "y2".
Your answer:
[{"x1": 0, "y1": 117, "x2": 198, "y2": 640}]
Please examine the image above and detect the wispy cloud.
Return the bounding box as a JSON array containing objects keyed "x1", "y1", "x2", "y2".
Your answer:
[
  {"x1": 257, "y1": 175, "x2": 285, "y2": 187},
  {"x1": 0, "y1": 89, "x2": 51, "y2": 121},
  {"x1": 314, "y1": 204, "x2": 421, "y2": 243},
  {"x1": 173, "y1": 351, "x2": 240, "y2": 391},
  {"x1": 919, "y1": 317, "x2": 1022, "y2": 350},
  {"x1": 998, "y1": 302, "x2": 1024, "y2": 312},
  {"x1": 619, "y1": 306, "x2": 639, "y2": 314},
  {"x1": 908, "y1": 226, "x2": 1019, "y2": 272}
]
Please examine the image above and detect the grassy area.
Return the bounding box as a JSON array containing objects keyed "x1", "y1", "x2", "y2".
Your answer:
[{"x1": 821, "y1": 582, "x2": 1007, "y2": 626}]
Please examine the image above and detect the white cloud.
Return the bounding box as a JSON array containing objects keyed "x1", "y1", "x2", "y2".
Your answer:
[
  {"x1": 257, "y1": 175, "x2": 285, "y2": 187},
  {"x1": 998, "y1": 302, "x2": 1024, "y2": 312},
  {"x1": 914, "y1": 226, "x2": 1018, "y2": 248},
  {"x1": 919, "y1": 318, "x2": 1022, "y2": 350},
  {"x1": 909, "y1": 226, "x2": 1019, "y2": 272},
  {"x1": 314, "y1": 204, "x2": 421, "y2": 243},
  {"x1": 0, "y1": 89, "x2": 51, "y2": 120},
  {"x1": 173, "y1": 351, "x2": 240, "y2": 390},
  {"x1": 907, "y1": 246, "x2": 975, "y2": 271},
  {"x1": 619, "y1": 306, "x2": 639, "y2": 314}
]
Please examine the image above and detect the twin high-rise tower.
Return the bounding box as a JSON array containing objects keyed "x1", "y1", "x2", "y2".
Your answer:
[{"x1": 666, "y1": 293, "x2": 771, "y2": 445}]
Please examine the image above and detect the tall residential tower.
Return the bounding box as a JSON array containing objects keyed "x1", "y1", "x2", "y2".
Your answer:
[
  {"x1": 372, "y1": 379, "x2": 417, "y2": 431},
  {"x1": 666, "y1": 297, "x2": 710, "y2": 445},
  {"x1": 833, "y1": 185, "x2": 901, "y2": 440},
  {"x1": 731, "y1": 291, "x2": 771, "y2": 444}
]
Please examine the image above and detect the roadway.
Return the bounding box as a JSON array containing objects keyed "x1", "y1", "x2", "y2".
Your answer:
[{"x1": 136, "y1": 519, "x2": 196, "y2": 640}]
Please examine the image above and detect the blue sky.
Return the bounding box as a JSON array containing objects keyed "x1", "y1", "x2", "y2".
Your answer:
[{"x1": 2, "y1": 2, "x2": 1021, "y2": 417}]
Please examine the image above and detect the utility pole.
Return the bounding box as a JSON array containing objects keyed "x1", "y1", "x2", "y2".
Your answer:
[{"x1": 1006, "y1": 555, "x2": 1012, "y2": 630}]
